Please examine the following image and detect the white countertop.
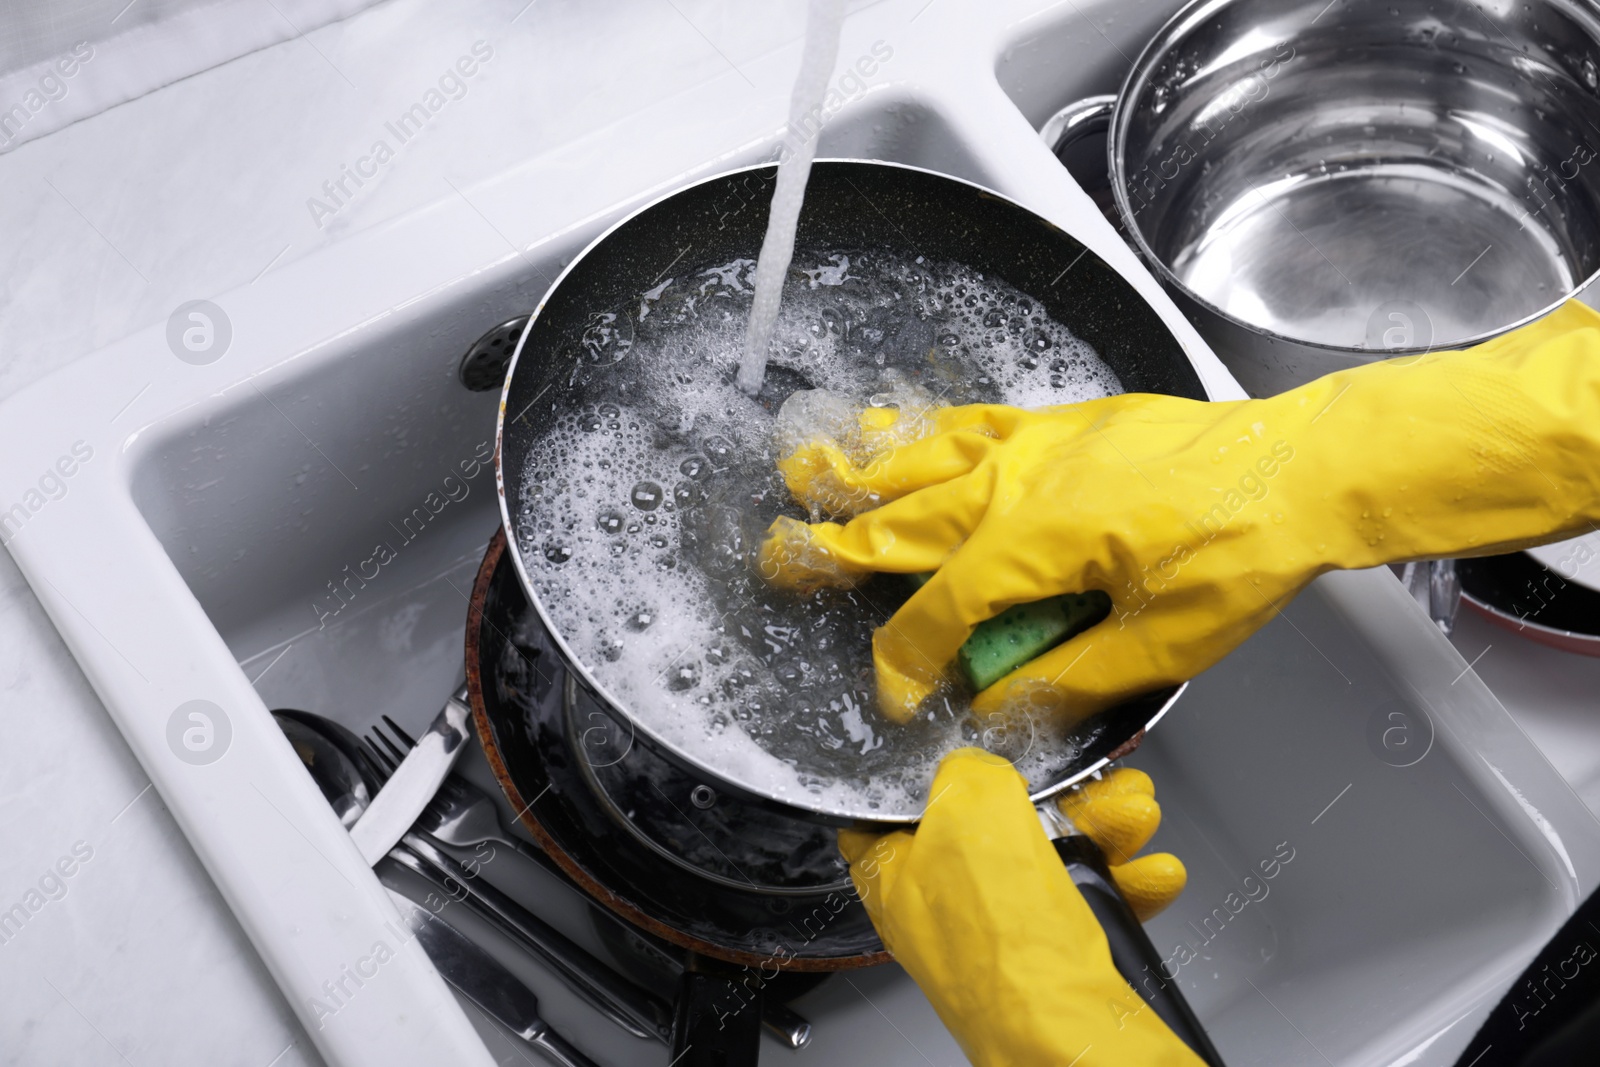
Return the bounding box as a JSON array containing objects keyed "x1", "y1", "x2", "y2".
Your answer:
[{"x1": 7, "y1": 0, "x2": 1600, "y2": 1063}]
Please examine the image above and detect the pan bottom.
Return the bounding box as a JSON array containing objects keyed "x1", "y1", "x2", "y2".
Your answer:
[{"x1": 1169, "y1": 166, "x2": 1571, "y2": 352}]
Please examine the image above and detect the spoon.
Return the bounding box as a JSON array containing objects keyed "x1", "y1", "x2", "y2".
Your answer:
[
  {"x1": 275, "y1": 710, "x2": 372, "y2": 828},
  {"x1": 272, "y1": 709, "x2": 670, "y2": 1041}
]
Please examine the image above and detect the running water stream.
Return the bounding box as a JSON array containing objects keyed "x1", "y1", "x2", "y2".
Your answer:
[{"x1": 735, "y1": 0, "x2": 847, "y2": 395}]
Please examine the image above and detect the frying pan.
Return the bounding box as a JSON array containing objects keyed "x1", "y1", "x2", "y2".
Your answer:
[{"x1": 493, "y1": 160, "x2": 1223, "y2": 1061}]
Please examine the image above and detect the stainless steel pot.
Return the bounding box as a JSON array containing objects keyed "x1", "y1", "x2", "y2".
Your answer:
[{"x1": 1047, "y1": 0, "x2": 1600, "y2": 398}]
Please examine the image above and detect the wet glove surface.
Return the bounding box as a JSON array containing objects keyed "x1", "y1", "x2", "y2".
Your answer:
[
  {"x1": 839, "y1": 749, "x2": 1201, "y2": 1067},
  {"x1": 1057, "y1": 766, "x2": 1186, "y2": 922},
  {"x1": 762, "y1": 302, "x2": 1600, "y2": 721}
]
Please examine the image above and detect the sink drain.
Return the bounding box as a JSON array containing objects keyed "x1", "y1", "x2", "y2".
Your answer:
[{"x1": 459, "y1": 315, "x2": 530, "y2": 392}]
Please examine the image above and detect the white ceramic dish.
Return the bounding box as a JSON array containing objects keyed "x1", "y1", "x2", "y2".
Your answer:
[{"x1": 2, "y1": 2, "x2": 1597, "y2": 1064}]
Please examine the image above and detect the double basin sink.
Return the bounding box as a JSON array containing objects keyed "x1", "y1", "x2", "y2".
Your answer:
[{"x1": 2, "y1": 1, "x2": 1596, "y2": 1063}]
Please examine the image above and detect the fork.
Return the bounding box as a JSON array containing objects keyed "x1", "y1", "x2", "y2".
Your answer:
[{"x1": 367, "y1": 721, "x2": 555, "y2": 870}]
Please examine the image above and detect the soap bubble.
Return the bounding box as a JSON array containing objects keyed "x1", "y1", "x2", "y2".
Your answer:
[{"x1": 630, "y1": 482, "x2": 664, "y2": 510}]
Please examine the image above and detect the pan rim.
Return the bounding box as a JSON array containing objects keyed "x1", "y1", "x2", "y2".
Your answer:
[{"x1": 494, "y1": 157, "x2": 1191, "y2": 824}]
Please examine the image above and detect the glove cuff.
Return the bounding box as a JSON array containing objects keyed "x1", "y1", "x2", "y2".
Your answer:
[{"x1": 1254, "y1": 301, "x2": 1600, "y2": 572}]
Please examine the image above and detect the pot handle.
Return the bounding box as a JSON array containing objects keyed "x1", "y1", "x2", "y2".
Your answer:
[
  {"x1": 1050, "y1": 831, "x2": 1227, "y2": 1065},
  {"x1": 1429, "y1": 559, "x2": 1462, "y2": 634},
  {"x1": 1039, "y1": 94, "x2": 1117, "y2": 159}
]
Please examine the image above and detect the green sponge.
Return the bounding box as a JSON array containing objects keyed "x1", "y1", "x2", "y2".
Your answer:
[{"x1": 907, "y1": 574, "x2": 1112, "y2": 691}]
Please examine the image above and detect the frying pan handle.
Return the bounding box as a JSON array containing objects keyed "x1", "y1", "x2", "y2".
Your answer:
[{"x1": 1052, "y1": 835, "x2": 1226, "y2": 1065}]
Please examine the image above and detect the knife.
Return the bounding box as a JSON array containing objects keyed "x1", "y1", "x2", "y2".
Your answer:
[
  {"x1": 352, "y1": 685, "x2": 473, "y2": 864},
  {"x1": 393, "y1": 831, "x2": 670, "y2": 1040},
  {"x1": 380, "y1": 874, "x2": 600, "y2": 1067}
]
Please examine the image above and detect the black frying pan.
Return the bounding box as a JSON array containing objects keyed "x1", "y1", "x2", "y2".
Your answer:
[{"x1": 492, "y1": 160, "x2": 1223, "y2": 1061}]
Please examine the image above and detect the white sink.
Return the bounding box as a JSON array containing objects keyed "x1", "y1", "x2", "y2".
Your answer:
[{"x1": 2, "y1": 1, "x2": 1596, "y2": 1064}]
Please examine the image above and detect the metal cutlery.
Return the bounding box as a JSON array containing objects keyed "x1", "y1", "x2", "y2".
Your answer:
[
  {"x1": 381, "y1": 876, "x2": 600, "y2": 1067},
  {"x1": 389, "y1": 830, "x2": 673, "y2": 1041},
  {"x1": 408, "y1": 764, "x2": 554, "y2": 869},
  {"x1": 373, "y1": 722, "x2": 816, "y2": 1051},
  {"x1": 276, "y1": 707, "x2": 667, "y2": 1042},
  {"x1": 350, "y1": 685, "x2": 473, "y2": 863}
]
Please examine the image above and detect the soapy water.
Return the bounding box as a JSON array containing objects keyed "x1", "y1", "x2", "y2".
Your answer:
[{"x1": 516, "y1": 248, "x2": 1123, "y2": 816}]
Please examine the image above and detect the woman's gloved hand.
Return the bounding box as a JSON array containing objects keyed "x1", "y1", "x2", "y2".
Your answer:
[
  {"x1": 761, "y1": 301, "x2": 1600, "y2": 721},
  {"x1": 1058, "y1": 766, "x2": 1186, "y2": 922},
  {"x1": 839, "y1": 749, "x2": 1200, "y2": 1067}
]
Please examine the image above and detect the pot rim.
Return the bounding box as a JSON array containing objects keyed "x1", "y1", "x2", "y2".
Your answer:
[{"x1": 1104, "y1": 0, "x2": 1600, "y2": 358}]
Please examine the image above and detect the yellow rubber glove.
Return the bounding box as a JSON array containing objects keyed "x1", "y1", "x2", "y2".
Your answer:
[
  {"x1": 840, "y1": 749, "x2": 1201, "y2": 1067},
  {"x1": 1058, "y1": 767, "x2": 1187, "y2": 922},
  {"x1": 761, "y1": 301, "x2": 1600, "y2": 721}
]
